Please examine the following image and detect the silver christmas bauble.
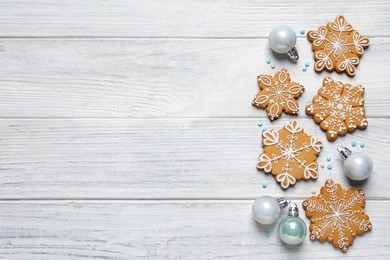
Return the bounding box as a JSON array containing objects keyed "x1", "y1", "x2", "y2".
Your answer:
[
  {"x1": 338, "y1": 146, "x2": 373, "y2": 181},
  {"x1": 252, "y1": 196, "x2": 289, "y2": 225},
  {"x1": 344, "y1": 152, "x2": 373, "y2": 181},
  {"x1": 252, "y1": 196, "x2": 280, "y2": 225},
  {"x1": 269, "y1": 25, "x2": 297, "y2": 54}
]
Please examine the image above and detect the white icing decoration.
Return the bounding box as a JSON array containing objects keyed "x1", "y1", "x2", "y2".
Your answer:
[
  {"x1": 304, "y1": 180, "x2": 372, "y2": 252},
  {"x1": 314, "y1": 51, "x2": 333, "y2": 70},
  {"x1": 309, "y1": 26, "x2": 328, "y2": 47},
  {"x1": 276, "y1": 173, "x2": 296, "y2": 189},
  {"x1": 310, "y1": 137, "x2": 322, "y2": 153},
  {"x1": 284, "y1": 120, "x2": 302, "y2": 134},
  {"x1": 258, "y1": 75, "x2": 272, "y2": 87},
  {"x1": 352, "y1": 31, "x2": 369, "y2": 55},
  {"x1": 262, "y1": 129, "x2": 279, "y2": 146},
  {"x1": 278, "y1": 69, "x2": 288, "y2": 84},
  {"x1": 303, "y1": 162, "x2": 319, "y2": 179},
  {"x1": 288, "y1": 84, "x2": 304, "y2": 95},
  {"x1": 269, "y1": 103, "x2": 280, "y2": 119},
  {"x1": 308, "y1": 15, "x2": 369, "y2": 75},
  {"x1": 253, "y1": 69, "x2": 304, "y2": 120},
  {"x1": 257, "y1": 153, "x2": 272, "y2": 172},
  {"x1": 338, "y1": 57, "x2": 359, "y2": 76},
  {"x1": 254, "y1": 94, "x2": 269, "y2": 105},
  {"x1": 257, "y1": 121, "x2": 322, "y2": 189},
  {"x1": 306, "y1": 78, "x2": 367, "y2": 140}
]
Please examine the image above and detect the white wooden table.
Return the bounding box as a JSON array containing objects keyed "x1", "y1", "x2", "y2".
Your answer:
[{"x1": 0, "y1": 0, "x2": 389, "y2": 259}]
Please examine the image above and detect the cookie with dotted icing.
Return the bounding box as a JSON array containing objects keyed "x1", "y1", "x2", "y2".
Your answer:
[
  {"x1": 307, "y1": 15, "x2": 369, "y2": 77},
  {"x1": 303, "y1": 179, "x2": 372, "y2": 252},
  {"x1": 257, "y1": 120, "x2": 322, "y2": 189},
  {"x1": 252, "y1": 68, "x2": 304, "y2": 120},
  {"x1": 306, "y1": 77, "x2": 367, "y2": 141}
]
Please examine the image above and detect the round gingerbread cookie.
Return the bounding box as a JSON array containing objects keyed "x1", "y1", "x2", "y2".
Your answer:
[
  {"x1": 252, "y1": 68, "x2": 304, "y2": 121},
  {"x1": 303, "y1": 179, "x2": 372, "y2": 252},
  {"x1": 257, "y1": 120, "x2": 322, "y2": 189},
  {"x1": 307, "y1": 15, "x2": 370, "y2": 77},
  {"x1": 306, "y1": 77, "x2": 367, "y2": 141}
]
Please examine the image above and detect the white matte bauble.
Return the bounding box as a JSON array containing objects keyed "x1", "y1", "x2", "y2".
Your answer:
[
  {"x1": 343, "y1": 152, "x2": 373, "y2": 181},
  {"x1": 269, "y1": 25, "x2": 298, "y2": 60},
  {"x1": 252, "y1": 196, "x2": 289, "y2": 225},
  {"x1": 338, "y1": 146, "x2": 373, "y2": 181}
]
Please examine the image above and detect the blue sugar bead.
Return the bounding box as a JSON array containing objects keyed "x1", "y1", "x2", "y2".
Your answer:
[
  {"x1": 326, "y1": 155, "x2": 331, "y2": 161},
  {"x1": 351, "y1": 141, "x2": 357, "y2": 147},
  {"x1": 302, "y1": 66, "x2": 307, "y2": 72},
  {"x1": 327, "y1": 164, "x2": 333, "y2": 170},
  {"x1": 265, "y1": 231, "x2": 271, "y2": 238},
  {"x1": 261, "y1": 181, "x2": 267, "y2": 188},
  {"x1": 257, "y1": 120, "x2": 263, "y2": 127},
  {"x1": 299, "y1": 29, "x2": 305, "y2": 35},
  {"x1": 266, "y1": 58, "x2": 271, "y2": 64},
  {"x1": 360, "y1": 142, "x2": 365, "y2": 148},
  {"x1": 305, "y1": 61, "x2": 310, "y2": 67},
  {"x1": 262, "y1": 126, "x2": 267, "y2": 131}
]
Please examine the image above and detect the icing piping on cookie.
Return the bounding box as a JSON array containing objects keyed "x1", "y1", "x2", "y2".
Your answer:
[
  {"x1": 306, "y1": 77, "x2": 368, "y2": 141},
  {"x1": 307, "y1": 15, "x2": 369, "y2": 77},
  {"x1": 252, "y1": 68, "x2": 304, "y2": 120},
  {"x1": 303, "y1": 179, "x2": 372, "y2": 252},
  {"x1": 257, "y1": 120, "x2": 322, "y2": 189}
]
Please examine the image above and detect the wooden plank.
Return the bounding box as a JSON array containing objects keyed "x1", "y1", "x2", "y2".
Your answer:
[
  {"x1": 0, "y1": 38, "x2": 388, "y2": 118},
  {"x1": 0, "y1": 0, "x2": 388, "y2": 37},
  {"x1": 0, "y1": 118, "x2": 388, "y2": 199},
  {"x1": 0, "y1": 200, "x2": 387, "y2": 259}
]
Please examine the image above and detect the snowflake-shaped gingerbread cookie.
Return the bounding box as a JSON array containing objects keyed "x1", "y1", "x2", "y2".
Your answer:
[
  {"x1": 252, "y1": 68, "x2": 304, "y2": 120},
  {"x1": 306, "y1": 77, "x2": 367, "y2": 141},
  {"x1": 257, "y1": 120, "x2": 322, "y2": 189},
  {"x1": 303, "y1": 179, "x2": 372, "y2": 252},
  {"x1": 308, "y1": 15, "x2": 369, "y2": 77}
]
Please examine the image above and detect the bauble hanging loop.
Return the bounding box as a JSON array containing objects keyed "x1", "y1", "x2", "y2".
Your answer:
[
  {"x1": 337, "y1": 145, "x2": 373, "y2": 181},
  {"x1": 252, "y1": 196, "x2": 290, "y2": 225},
  {"x1": 269, "y1": 25, "x2": 299, "y2": 61}
]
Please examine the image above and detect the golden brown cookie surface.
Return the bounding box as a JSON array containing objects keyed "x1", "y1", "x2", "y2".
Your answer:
[
  {"x1": 303, "y1": 179, "x2": 373, "y2": 252},
  {"x1": 307, "y1": 15, "x2": 369, "y2": 77},
  {"x1": 257, "y1": 120, "x2": 322, "y2": 189},
  {"x1": 252, "y1": 68, "x2": 304, "y2": 120},
  {"x1": 306, "y1": 77, "x2": 367, "y2": 141}
]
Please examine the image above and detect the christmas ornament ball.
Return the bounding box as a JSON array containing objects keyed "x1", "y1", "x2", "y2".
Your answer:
[
  {"x1": 252, "y1": 196, "x2": 281, "y2": 225},
  {"x1": 343, "y1": 151, "x2": 373, "y2": 181},
  {"x1": 278, "y1": 216, "x2": 307, "y2": 245},
  {"x1": 269, "y1": 25, "x2": 297, "y2": 54}
]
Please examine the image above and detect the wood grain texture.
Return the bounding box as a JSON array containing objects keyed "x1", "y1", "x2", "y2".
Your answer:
[
  {"x1": 0, "y1": 200, "x2": 387, "y2": 259},
  {"x1": 0, "y1": 38, "x2": 388, "y2": 118},
  {"x1": 1, "y1": 0, "x2": 390, "y2": 258},
  {"x1": 1, "y1": 0, "x2": 388, "y2": 37},
  {"x1": 0, "y1": 118, "x2": 388, "y2": 199}
]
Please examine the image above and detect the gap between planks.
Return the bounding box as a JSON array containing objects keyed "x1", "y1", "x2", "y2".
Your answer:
[
  {"x1": 0, "y1": 36, "x2": 387, "y2": 40},
  {"x1": 0, "y1": 199, "x2": 387, "y2": 203}
]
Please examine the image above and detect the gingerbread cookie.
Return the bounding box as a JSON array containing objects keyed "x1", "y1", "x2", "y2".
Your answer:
[
  {"x1": 303, "y1": 179, "x2": 372, "y2": 252},
  {"x1": 252, "y1": 68, "x2": 304, "y2": 120},
  {"x1": 306, "y1": 77, "x2": 367, "y2": 141},
  {"x1": 307, "y1": 15, "x2": 369, "y2": 77},
  {"x1": 257, "y1": 120, "x2": 322, "y2": 189}
]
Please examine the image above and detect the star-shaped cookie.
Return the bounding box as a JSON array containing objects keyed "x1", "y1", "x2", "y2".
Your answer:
[
  {"x1": 307, "y1": 15, "x2": 370, "y2": 77},
  {"x1": 252, "y1": 68, "x2": 304, "y2": 120},
  {"x1": 257, "y1": 120, "x2": 322, "y2": 189},
  {"x1": 303, "y1": 180, "x2": 372, "y2": 252},
  {"x1": 306, "y1": 77, "x2": 367, "y2": 141}
]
